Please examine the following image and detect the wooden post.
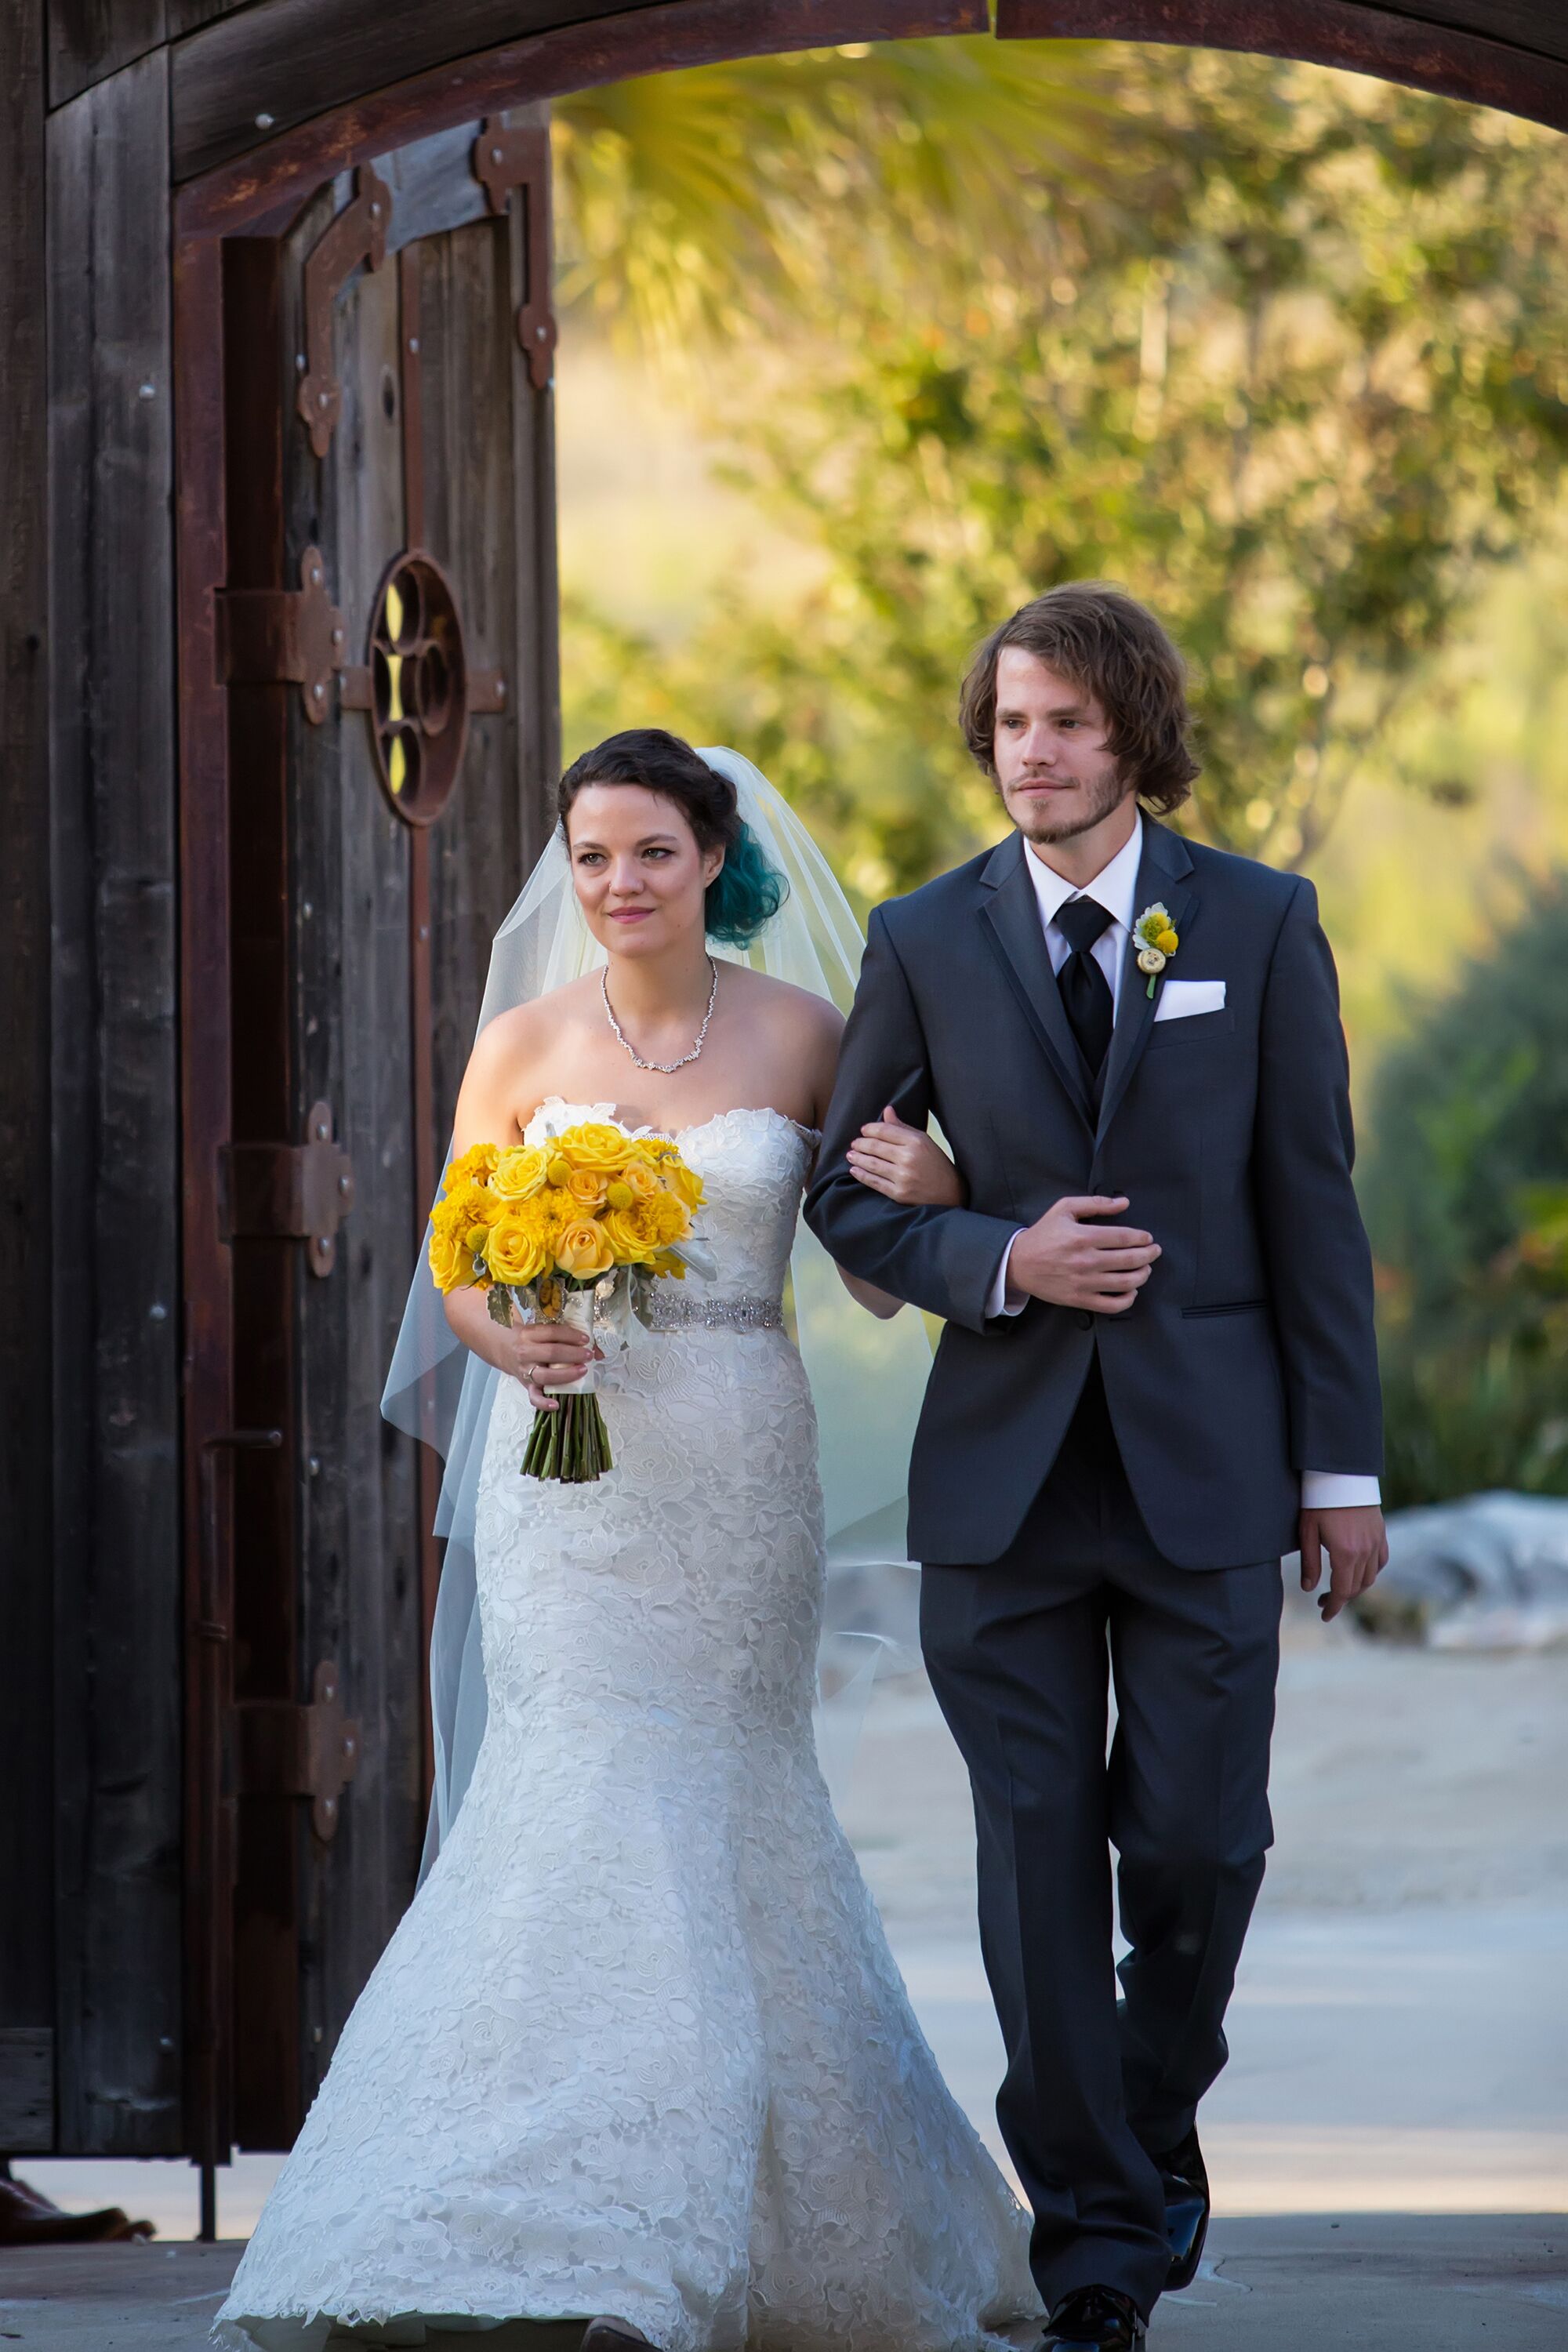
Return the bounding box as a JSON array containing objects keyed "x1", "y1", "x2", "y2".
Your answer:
[
  {"x1": 0, "y1": 0, "x2": 56, "y2": 2159},
  {"x1": 46, "y1": 49, "x2": 184, "y2": 2158}
]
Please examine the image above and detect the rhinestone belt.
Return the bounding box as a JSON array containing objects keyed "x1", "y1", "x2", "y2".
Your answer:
[{"x1": 640, "y1": 1289, "x2": 783, "y2": 1334}]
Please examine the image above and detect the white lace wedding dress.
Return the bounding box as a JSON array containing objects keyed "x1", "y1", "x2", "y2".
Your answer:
[{"x1": 217, "y1": 1103, "x2": 1039, "y2": 2352}]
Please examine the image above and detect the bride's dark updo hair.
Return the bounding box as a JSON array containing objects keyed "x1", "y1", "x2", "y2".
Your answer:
[{"x1": 557, "y1": 729, "x2": 789, "y2": 948}]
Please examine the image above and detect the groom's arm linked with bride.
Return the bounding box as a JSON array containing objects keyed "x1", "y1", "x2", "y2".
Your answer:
[{"x1": 810, "y1": 584, "x2": 1387, "y2": 2349}]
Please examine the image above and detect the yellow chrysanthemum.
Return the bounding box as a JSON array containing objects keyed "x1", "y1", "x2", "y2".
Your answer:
[
  {"x1": 556, "y1": 1123, "x2": 635, "y2": 1175},
  {"x1": 492, "y1": 1144, "x2": 548, "y2": 1202},
  {"x1": 555, "y1": 1218, "x2": 615, "y2": 1279},
  {"x1": 448, "y1": 1141, "x2": 499, "y2": 1188}
]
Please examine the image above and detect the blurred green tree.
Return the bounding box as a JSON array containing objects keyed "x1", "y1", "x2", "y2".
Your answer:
[
  {"x1": 1359, "y1": 880, "x2": 1568, "y2": 1505},
  {"x1": 558, "y1": 49, "x2": 1568, "y2": 895}
]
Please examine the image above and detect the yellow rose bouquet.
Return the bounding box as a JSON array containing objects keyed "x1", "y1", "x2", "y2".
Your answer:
[{"x1": 427, "y1": 1120, "x2": 708, "y2": 1483}]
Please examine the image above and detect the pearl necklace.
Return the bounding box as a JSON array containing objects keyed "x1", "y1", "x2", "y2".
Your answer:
[{"x1": 601, "y1": 956, "x2": 718, "y2": 1073}]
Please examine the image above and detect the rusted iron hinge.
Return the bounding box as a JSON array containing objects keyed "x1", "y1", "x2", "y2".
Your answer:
[
  {"x1": 298, "y1": 165, "x2": 392, "y2": 456},
  {"x1": 237, "y1": 1661, "x2": 361, "y2": 1842},
  {"x1": 220, "y1": 1101, "x2": 354, "y2": 1278},
  {"x1": 473, "y1": 119, "x2": 557, "y2": 389},
  {"x1": 216, "y1": 546, "x2": 347, "y2": 726}
]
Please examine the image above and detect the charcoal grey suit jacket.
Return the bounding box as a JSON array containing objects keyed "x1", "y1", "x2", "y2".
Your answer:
[{"x1": 805, "y1": 818, "x2": 1383, "y2": 1569}]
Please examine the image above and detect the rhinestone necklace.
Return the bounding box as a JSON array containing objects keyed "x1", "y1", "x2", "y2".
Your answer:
[{"x1": 602, "y1": 956, "x2": 719, "y2": 1074}]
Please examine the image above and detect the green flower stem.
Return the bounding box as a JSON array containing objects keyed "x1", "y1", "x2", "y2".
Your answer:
[{"x1": 521, "y1": 1390, "x2": 614, "y2": 1485}]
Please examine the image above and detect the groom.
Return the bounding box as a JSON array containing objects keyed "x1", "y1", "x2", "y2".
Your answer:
[{"x1": 807, "y1": 585, "x2": 1386, "y2": 2349}]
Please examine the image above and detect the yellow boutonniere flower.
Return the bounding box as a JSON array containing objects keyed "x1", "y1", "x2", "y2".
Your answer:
[{"x1": 1134, "y1": 902, "x2": 1181, "y2": 997}]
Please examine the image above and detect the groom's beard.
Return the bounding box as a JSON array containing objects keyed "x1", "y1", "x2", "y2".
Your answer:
[{"x1": 1004, "y1": 766, "x2": 1133, "y2": 845}]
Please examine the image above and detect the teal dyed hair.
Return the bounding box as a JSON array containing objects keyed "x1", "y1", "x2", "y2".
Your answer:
[
  {"x1": 557, "y1": 728, "x2": 789, "y2": 949},
  {"x1": 705, "y1": 818, "x2": 787, "y2": 947}
]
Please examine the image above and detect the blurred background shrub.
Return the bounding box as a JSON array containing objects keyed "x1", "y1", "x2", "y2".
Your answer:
[{"x1": 1359, "y1": 880, "x2": 1568, "y2": 1507}]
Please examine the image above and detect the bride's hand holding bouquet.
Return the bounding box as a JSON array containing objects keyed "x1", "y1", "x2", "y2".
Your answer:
[{"x1": 429, "y1": 1119, "x2": 706, "y2": 1483}]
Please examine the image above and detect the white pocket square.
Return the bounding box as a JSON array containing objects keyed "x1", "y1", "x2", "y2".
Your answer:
[{"x1": 1153, "y1": 979, "x2": 1226, "y2": 1023}]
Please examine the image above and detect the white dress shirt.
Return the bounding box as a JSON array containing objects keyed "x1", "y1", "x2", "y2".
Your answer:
[{"x1": 982, "y1": 818, "x2": 1379, "y2": 1512}]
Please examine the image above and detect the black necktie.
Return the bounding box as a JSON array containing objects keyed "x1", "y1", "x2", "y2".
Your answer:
[{"x1": 1054, "y1": 895, "x2": 1116, "y2": 1079}]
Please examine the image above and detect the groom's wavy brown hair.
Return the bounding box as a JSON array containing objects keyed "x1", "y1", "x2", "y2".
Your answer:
[{"x1": 960, "y1": 584, "x2": 1200, "y2": 815}]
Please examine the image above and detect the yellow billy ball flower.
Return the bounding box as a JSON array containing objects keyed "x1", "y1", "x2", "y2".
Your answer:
[
  {"x1": 605, "y1": 1180, "x2": 634, "y2": 1212},
  {"x1": 1156, "y1": 928, "x2": 1179, "y2": 956},
  {"x1": 546, "y1": 1154, "x2": 572, "y2": 1189}
]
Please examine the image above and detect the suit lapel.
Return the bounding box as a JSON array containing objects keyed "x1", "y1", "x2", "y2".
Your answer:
[
  {"x1": 1095, "y1": 819, "x2": 1197, "y2": 1145},
  {"x1": 978, "y1": 833, "x2": 1094, "y2": 1129}
]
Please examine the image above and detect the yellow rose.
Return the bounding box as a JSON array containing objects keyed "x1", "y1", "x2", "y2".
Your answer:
[
  {"x1": 429, "y1": 1219, "x2": 480, "y2": 1292},
  {"x1": 487, "y1": 1208, "x2": 554, "y2": 1287},
  {"x1": 557, "y1": 1123, "x2": 635, "y2": 1175},
  {"x1": 447, "y1": 1142, "x2": 499, "y2": 1188},
  {"x1": 554, "y1": 1218, "x2": 615, "y2": 1279},
  {"x1": 601, "y1": 1207, "x2": 656, "y2": 1264},
  {"x1": 666, "y1": 1160, "x2": 705, "y2": 1209},
  {"x1": 564, "y1": 1167, "x2": 610, "y2": 1214},
  {"x1": 620, "y1": 1158, "x2": 659, "y2": 1204},
  {"x1": 492, "y1": 1144, "x2": 548, "y2": 1202}
]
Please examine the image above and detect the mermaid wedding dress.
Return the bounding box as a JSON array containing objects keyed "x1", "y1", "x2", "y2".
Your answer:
[{"x1": 217, "y1": 1102, "x2": 1039, "y2": 2352}]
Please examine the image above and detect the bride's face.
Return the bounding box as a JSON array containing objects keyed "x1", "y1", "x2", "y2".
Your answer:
[{"x1": 566, "y1": 783, "x2": 723, "y2": 959}]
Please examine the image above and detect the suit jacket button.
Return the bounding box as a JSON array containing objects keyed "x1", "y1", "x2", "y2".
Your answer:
[{"x1": 1075, "y1": 1310, "x2": 1093, "y2": 1330}]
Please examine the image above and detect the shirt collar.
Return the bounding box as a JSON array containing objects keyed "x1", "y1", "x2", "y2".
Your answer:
[{"x1": 1022, "y1": 811, "x2": 1144, "y2": 936}]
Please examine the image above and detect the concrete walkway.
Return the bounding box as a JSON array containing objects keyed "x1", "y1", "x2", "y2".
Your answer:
[{"x1": 2, "y1": 2217, "x2": 1564, "y2": 2348}]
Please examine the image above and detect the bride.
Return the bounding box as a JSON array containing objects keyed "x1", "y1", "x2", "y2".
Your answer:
[{"x1": 216, "y1": 732, "x2": 1040, "y2": 2352}]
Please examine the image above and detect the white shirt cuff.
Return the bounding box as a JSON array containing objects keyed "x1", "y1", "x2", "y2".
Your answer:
[
  {"x1": 1301, "y1": 1472, "x2": 1381, "y2": 1509},
  {"x1": 985, "y1": 1231, "x2": 1029, "y2": 1319}
]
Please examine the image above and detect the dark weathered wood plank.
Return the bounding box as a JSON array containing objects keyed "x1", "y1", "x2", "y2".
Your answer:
[
  {"x1": 47, "y1": 2, "x2": 166, "y2": 108},
  {"x1": 289, "y1": 228, "x2": 423, "y2": 2116},
  {"x1": 994, "y1": 2, "x2": 1568, "y2": 102},
  {"x1": 425, "y1": 212, "x2": 532, "y2": 1141},
  {"x1": 47, "y1": 49, "x2": 183, "y2": 2157},
  {"x1": 0, "y1": 0, "x2": 56, "y2": 2147},
  {"x1": 170, "y1": 0, "x2": 986, "y2": 187}
]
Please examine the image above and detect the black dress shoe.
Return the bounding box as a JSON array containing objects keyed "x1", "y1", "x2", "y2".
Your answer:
[
  {"x1": 1041, "y1": 2285, "x2": 1147, "y2": 2350},
  {"x1": 580, "y1": 2325, "x2": 654, "y2": 2350},
  {"x1": 1152, "y1": 2125, "x2": 1210, "y2": 2291}
]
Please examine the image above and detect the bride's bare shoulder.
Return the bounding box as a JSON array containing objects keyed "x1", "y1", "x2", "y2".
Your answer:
[
  {"x1": 463, "y1": 975, "x2": 599, "y2": 1082},
  {"x1": 720, "y1": 962, "x2": 844, "y2": 1041}
]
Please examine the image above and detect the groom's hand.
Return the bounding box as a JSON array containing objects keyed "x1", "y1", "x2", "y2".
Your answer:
[
  {"x1": 1005, "y1": 1196, "x2": 1161, "y2": 1314},
  {"x1": 1298, "y1": 1505, "x2": 1388, "y2": 1621}
]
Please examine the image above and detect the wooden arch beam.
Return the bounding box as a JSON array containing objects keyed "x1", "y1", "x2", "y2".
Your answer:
[{"x1": 996, "y1": 2, "x2": 1568, "y2": 134}]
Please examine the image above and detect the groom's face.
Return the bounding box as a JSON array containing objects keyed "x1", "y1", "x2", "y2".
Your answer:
[{"x1": 993, "y1": 648, "x2": 1130, "y2": 846}]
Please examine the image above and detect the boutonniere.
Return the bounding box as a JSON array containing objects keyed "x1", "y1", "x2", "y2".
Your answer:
[{"x1": 1134, "y1": 902, "x2": 1180, "y2": 997}]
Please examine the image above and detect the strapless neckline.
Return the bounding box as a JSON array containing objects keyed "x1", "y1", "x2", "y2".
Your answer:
[{"x1": 530, "y1": 1095, "x2": 822, "y2": 1151}]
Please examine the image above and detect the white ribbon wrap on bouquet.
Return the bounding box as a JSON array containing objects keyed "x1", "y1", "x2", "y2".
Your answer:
[
  {"x1": 383, "y1": 749, "x2": 931, "y2": 1878},
  {"x1": 542, "y1": 1284, "x2": 600, "y2": 1397}
]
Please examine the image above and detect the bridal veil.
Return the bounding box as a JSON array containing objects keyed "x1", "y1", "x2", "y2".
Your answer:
[{"x1": 383, "y1": 748, "x2": 931, "y2": 1875}]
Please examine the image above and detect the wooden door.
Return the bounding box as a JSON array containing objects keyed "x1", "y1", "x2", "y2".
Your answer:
[{"x1": 211, "y1": 108, "x2": 557, "y2": 2155}]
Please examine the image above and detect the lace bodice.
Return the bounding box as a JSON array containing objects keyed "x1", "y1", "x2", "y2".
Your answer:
[{"x1": 525, "y1": 1097, "x2": 818, "y2": 1305}]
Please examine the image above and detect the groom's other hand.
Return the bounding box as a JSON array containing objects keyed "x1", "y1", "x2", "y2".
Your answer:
[
  {"x1": 1298, "y1": 1505, "x2": 1388, "y2": 1621},
  {"x1": 1005, "y1": 1195, "x2": 1161, "y2": 1314}
]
